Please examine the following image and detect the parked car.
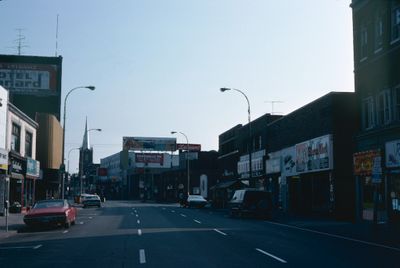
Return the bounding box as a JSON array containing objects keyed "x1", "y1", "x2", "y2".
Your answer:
[
  {"x1": 186, "y1": 195, "x2": 208, "y2": 208},
  {"x1": 23, "y1": 199, "x2": 77, "y2": 228},
  {"x1": 82, "y1": 194, "x2": 101, "y2": 208},
  {"x1": 229, "y1": 189, "x2": 272, "y2": 219}
]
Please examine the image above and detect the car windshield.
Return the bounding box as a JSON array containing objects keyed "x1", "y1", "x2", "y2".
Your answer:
[
  {"x1": 2, "y1": 1, "x2": 397, "y2": 267},
  {"x1": 33, "y1": 200, "x2": 64, "y2": 209}
]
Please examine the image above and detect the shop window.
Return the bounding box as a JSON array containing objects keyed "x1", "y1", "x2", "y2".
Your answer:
[
  {"x1": 11, "y1": 123, "x2": 21, "y2": 153},
  {"x1": 362, "y1": 97, "x2": 375, "y2": 129},
  {"x1": 25, "y1": 131, "x2": 33, "y2": 158}
]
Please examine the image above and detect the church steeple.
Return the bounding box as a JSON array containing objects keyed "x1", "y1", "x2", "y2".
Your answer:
[{"x1": 82, "y1": 117, "x2": 90, "y2": 150}]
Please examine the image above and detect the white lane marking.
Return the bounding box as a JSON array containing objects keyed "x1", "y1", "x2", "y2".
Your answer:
[
  {"x1": 63, "y1": 230, "x2": 69, "y2": 234},
  {"x1": 136, "y1": 214, "x2": 139, "y2": 218},
  {"x1": 138, "y1": 229, "x2": 142, "y2": 236},
  {"x1": 171, "y1": 210, "x2": 175, "y2": 213},
  {"x1": 213, "y1": 229, "x2": 227, "y2": 236},
  {"x1": 266, "y1": 221, "x2": 400, "y2": 252},
  {"x1": 0, "y1": 244, "x2": 42, "y2": 250},
  {"x1": 89, "y1": 217, "x2": 93, "y2": 219},
  {"x1": 139, "y1": 249, "x2": 146, "y2": 264},
  {"x1": 180, "y1": 214, "x2": 187, "y2": 217},
  {"x1": 255, "y1": 248, "x2": 287, "y2": 264},
  {"x1": 79, "y1": 221, "x2": 84, "y2": 225},
  {"x1": 162, "y1": 208, "x2": 166, "y2": 210},
  {"x1": 194, "y1": 220, "x2": 201, "y2": 224},
  {"x1": 137, "y1": 220, "x2": 141, "y2": 224}
]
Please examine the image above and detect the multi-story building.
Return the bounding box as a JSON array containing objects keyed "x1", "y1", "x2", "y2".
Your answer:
[
  {"x1": 351, "y1": 0, "x2": 400, "y2": 224},
  {"x1": 0, "y1": 86, "x2": 8, "y2": 214}
]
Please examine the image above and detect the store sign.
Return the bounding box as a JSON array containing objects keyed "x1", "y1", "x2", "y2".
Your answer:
[
  {"x1": 353, "y1": 150, "x2": 381, "y2": 176},
  {"x1": 135, "y1": 153, "x2": 164, "y2": 165},
  {"x1": 266, "y1": 150, "x2": 281, "y2": 174},
  {"x1": 0, "y1": 63, "x2": 59, "y2": 95},
  {"x1": 10, "y1": 157, "x2": 26, "y2": 176},
  {"x1": 386, "y1": 139, "x2": 400, "y2": 168},
  {"x1": 176, "y1": 143, "x2": 201, "y2": 152},
  {"x1": 0, "y1": 148, "x2": 7, "y2": 171},
  {"x1": 123, "y1": 137, "x2": 176, "y2": 151},
  {"x1": 281, "y1": 146, "x2": 297, "y2": 176},
  {"x1": 26, "y1": 157, "x2": 40, "y2": 178},
  {"x1": 296, "y1": 134, "x2": 333, "y2": 174}
]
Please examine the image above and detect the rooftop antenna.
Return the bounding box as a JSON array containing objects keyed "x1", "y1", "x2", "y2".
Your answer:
[
  {"x1": 55, "y1": 14, "x2": 59, "y2": 56},
  {"x1": 264, "y1": 100, "x2": 283, "y2": 115},
  {"x1": 10, "y1": 28, "x2": 29, "y2": 55}
]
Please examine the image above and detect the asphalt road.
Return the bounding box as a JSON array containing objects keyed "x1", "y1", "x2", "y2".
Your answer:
[{"x1": 0, "y1": 200, "x2": 398, "y2": 267}]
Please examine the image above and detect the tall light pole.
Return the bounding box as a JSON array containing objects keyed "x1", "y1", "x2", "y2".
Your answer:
[
  {"x1": 171, "y1": 131, "x2": 190, "y2": 195},
  {"x1": 220, "y1": 87, "x2": 253, "y2": 186},
  {"x1": 80, "y1": 128, "x2": 101, "y2": 195},
  {"x1": 62, "y1": 85, "x2": 95, "y2": 199}
]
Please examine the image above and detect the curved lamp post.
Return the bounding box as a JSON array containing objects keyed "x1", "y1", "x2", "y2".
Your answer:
[
  {"x1": 220, "y1": 87, "x2": 253, "y2": 185},
  {"x1": 171, "y1": 131, "x2": 190, "y2": 195},
  {"x1": 61, "y1": 85, "x2": 95, "y2": 199}
]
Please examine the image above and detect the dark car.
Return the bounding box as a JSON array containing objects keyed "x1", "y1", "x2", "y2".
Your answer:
[
  {"x1": 82, "y1": 194, "x2": 101, "y2": 208},
  {"x1": 229, "y1": 189, "x2": 272, "y2": 219},
  {"x1": 23, "y1": 199, "x2": 77, "y2": 228}
]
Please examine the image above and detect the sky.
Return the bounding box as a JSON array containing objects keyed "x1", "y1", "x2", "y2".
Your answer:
[{"x1": 0, "y1": 0, "x2": 354, "y2": 174}]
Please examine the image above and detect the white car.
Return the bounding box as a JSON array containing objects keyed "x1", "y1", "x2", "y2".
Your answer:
[{"x1": 186, "y1": 195, "x2": 208, "y2": 208}]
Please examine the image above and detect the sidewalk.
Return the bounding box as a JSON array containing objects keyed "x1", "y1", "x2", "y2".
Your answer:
[{"x1": 0, "y1": 212, "x2": 26, "y2": 239}]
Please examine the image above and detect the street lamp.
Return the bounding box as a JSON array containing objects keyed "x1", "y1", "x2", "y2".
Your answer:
[
  {"x1": 171, "y1": 131, "x2": 190, "y2": 195},
  {"x1": 220, "y1": 87, "x2": 253, "y2": 186},
  {"x1": 61, "y1": 85, "x2": 95, "y2": 199}
]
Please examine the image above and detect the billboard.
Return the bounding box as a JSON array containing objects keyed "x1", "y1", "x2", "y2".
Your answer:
[
  {"x1": 281, "y1": 146, "x2": 297, "y2": 176},
  {"x1": 0, "y1": 55, "x2": 63, "y2": 120},
  {"x1": 176, "y1": 143, "x2": 201, "y2": 151},
  {"x1": 296, "y1": 134, "x2": 333, "y2": 174},
  {"x1": 123, "y1": 137, "x2": 176, "y2": 151},
  {"x1": 26, "y1": 157, "x2": 40, "y2": 178},
  {"x1": 354, "y1": 150, "x2": 381, "y2": 176},
  {"x1": 0, "y1": 62, "x2": 58, "y2": 95},
  {"x1": 135, "y1": 153, "x2": 164, "y2": 165},
  {"x1": 386, "y1": 140, "x2": 400, "y2": 169}
]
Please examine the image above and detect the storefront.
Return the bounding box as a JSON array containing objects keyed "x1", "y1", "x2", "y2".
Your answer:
[
  {"x1": 0, "y1": 148, "x2": 8, "y2": 215},
  {"x1": 26, "y1": 157, "x2": 40, "y2": 206},
  {"x1": 353, "y1": 150, "x2": 386, "y2": 222},
  {"x1": 385, "y1": 140, "x2": 400, "y2": 223},
  {"x1": 9, "y1": 152, "x2": 26, "y2": 209},
  {"x1": 266, "y1": 150, "x2": 282, "y2": 210},
  {"x1": 237, "y1": 149, "x2": 265, "y2": 188}
]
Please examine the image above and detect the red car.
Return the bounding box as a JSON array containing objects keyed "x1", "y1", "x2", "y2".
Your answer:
[{"x1": 23, "y1": 199, "x2": 77, "y2": 228}]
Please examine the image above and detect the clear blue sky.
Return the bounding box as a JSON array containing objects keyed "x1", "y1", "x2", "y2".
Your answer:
[{"x1": 0, "y1": 0, "x2": 354, "y2": 174}]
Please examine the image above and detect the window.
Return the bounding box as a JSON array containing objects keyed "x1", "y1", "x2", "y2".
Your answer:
[
  {"x1": 362, "y1": 97, "x2": 375, "y2": 129},
  {"x1": 360, "y1": 24, "x2": 368, "y2": 60},
  {"x1": 395, "y1": 87, "x2": 400, "y2": 120},
  {"x1": 377, "y1": 90, "x2": 391, "y2": 125},
  {"x1": 374, "y1": 11, "x2": 384, "y2": 51},
  {"x1": 11, "y1": 123, "x2": 21, "y2": 152},
  {"x1": 391, "y1": 4, "x2": 400, "y2": 42},
  {"x1": 25, "y1": 131, "x2": 33, "y2": 157}
]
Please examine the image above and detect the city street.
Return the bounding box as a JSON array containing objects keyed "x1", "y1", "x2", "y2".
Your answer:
[{"x1": 0, "y1": 201, "x2": 398, "y2": 267}]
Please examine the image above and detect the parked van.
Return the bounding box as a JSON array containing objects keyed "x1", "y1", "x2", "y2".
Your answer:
[{"x1": 229, "y1": 189, "x2": 272, "y2": 219}]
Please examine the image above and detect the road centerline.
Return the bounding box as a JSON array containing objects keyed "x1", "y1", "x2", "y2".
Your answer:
[
  {"x1": 180, "y1": 214, "x2": 187, "y2": 217},
  {"x1": 139, "y1": 249, "x2": 146, "y2": 264},
  {"x1": 255, "y1": 248, "x2": 287, "y2": 264},
  {"x1": 213, "y1": 229, "x2": 227, "y2": 236},
  {"x1": 194, "y1": 219, "x2": 201, "y2": 224}
]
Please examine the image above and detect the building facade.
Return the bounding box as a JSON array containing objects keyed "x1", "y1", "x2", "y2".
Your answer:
[{"x1": 351, "y1": 0, "x2": 400, "y2": 223}]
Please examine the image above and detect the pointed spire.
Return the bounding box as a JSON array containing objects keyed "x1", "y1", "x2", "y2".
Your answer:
[{"x1": 82, "y1": 117, "x2": 90, "y2": 150}]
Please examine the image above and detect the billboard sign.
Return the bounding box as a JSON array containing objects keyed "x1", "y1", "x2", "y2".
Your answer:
[
  {"x1": 135, "y1": 153, "x2": 164, "y2": 165},
  {"x1": 296, "y1": 134, "x2": 333, "y2": 174},
  {"x1": 26, "y1": 157, "x2": 40, "y2": 178},
  {"x1": 176, "y1": 143, "x2": 201, "y2": 151},
  {"x1": 0, "y1": 62, "x2": 59, "y2": 95},
  {"x1": 281, "y1": 146, "x2": 297, "y2": 176},
  {"x1": 353, "y1": 150, "x2": 381, "y2": 176},
  {"x1": 386, "y1": 139, "x2": 400, "y2": 169},
  {"x1": 123, "y1": 137, "x2": 176, "y2": 151}
]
